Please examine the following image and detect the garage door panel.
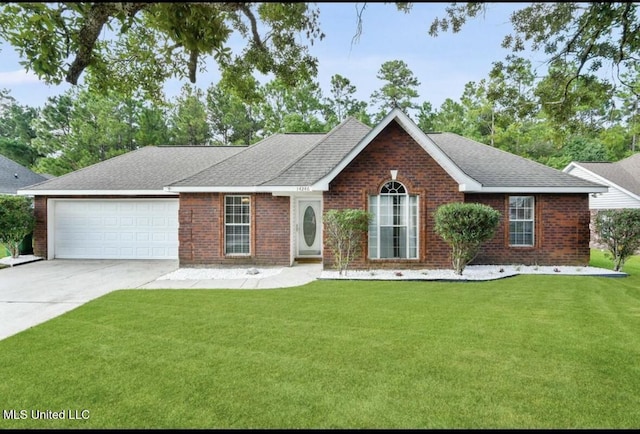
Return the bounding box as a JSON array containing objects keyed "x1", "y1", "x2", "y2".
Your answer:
[{"x1": 53, "y1": 200, "x2": 178, "y2": 259}]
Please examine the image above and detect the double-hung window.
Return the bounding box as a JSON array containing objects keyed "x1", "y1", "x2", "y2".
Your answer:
[
  {"x1": 368, "y1": 181, "x2": 418, "y2": 259},
  {"x1": 225, "y1": 195, "x2": 250, "y2": 255},
  {"x1": 509, "y1": 196, "x2": 534, "y2": 246}
]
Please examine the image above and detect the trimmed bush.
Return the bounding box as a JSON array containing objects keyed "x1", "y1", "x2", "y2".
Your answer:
[
  {"x1": 0, "y1": 195, "x2": 35, "y2": 258},
  {"x1": 434, "y1": 202, "x2": 501, "y2": 275},
  {"x1": 594, "y1": 209, "x2": 640, "y2": 271},
  {"x1": 324, "y1": 209, "x2": 371, "y2": 276}
]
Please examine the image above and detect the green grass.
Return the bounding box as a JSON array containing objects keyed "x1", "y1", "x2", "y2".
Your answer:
[
  {"x1": 0, "y1": 243, "x2": 9, "y2": 259},
  {"x1": 1, "y1": 251, "x2": 639, "y2": 429}
]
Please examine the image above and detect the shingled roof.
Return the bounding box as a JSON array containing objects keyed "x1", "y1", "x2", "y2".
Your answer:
[
  {"x1": 168, "y1": 132, "x2": 327, "y2": 190},
  {"x1": 21, "y1": 146, "x2": 243, "y2": 195},
  {"x1": 0, "y1": 154, "x2": 48, "y2": 194},
  {"x1": 428, "y1": 132, "x2": 604, "y2": 191},
  {"x1": 20, "y1": 108, "x2": 607, "y2": 196},
  {"x1": 311, "y1": 109, "x2": 606, "y2": 193},
  {"x1": 168, "y1": 117, "x2": 371, "y2": 191},
  {"x1": 569, "y1": 153, "x2": 640, "y2": 196}
]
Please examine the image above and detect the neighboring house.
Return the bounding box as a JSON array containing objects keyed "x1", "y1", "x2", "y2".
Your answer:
[
  {"x1": 19, "y1": 109, "x2": 607, "y2": 269},
  {"x1": 564, "y1": 153, "x2": 640, "y2": 246},
  {"x1": 0, "y1": 153, "x2": 48, "y2": 195},
  {"x1": 564, "y1": 154, "x2": 640, "y2": 210},
  {"x1": 1, "y1": 154, "x2": 48, "y2": 257}
]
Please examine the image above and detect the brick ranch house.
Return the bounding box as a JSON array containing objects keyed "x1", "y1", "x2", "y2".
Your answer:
[{"x1": 19, "y1": 108, "x2": 607, "y2": 270}]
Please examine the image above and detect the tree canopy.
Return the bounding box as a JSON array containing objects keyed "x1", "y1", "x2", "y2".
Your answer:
[
  {"x1": 3, "y1": 1, "x2": 640, "y2": 107},
  {"x1": 2, "y1": 3, "x2": 640, "y2": 177},
  {"x1": 0, "y1": 2, "x2": 324, "y2": 99},
  {"x1": 428, "y1": 3, "x2": 640, "y2": 101}
]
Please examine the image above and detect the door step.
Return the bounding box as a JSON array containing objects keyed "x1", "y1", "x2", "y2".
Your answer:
[{"x1": 295, "y1": 257, "x2": 322, "y2": 264}]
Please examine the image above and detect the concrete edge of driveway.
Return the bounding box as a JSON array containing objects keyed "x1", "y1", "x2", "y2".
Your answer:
[
  {"x1": 0, "y1": 259, "x2": 179, "y2": 341},
  {"x1": 0, "y1": 260, "x2": 323, "y2": 341}
]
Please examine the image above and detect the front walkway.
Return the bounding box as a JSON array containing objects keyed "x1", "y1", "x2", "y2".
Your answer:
[{"x1": 139, "y1": 262, "x2": 323, "y2": 289}]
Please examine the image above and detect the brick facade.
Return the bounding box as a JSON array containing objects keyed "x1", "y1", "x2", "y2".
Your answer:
[
  {"x1": 179, "y1": 192, "x2": 290, "y2": 267},
  {"x1": 468, "y1": 194, "x2": 591, "y2": 266},
  {"x1": 322, "y1": 121, "x2": 592, "y2": 270},
  {"x1": 323, "y1": 120, "x2": 464, "y2": 270},
  {"x1": 33, "y1": 121, "x2": 593, "y2": 269},
  {"x1": 32, "y1": 195, "x2": 47, "y2": 258}
]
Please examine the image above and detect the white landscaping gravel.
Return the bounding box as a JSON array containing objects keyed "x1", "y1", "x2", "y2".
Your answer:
[
  {"x1": 157, "y1": 267, "x2": 284, "y2": 281},
  {"x1": 2, "y1": 255, "x2": 625, "y2": 281},
  {"x1": 0, "y1": 255, "x2": 43, "y2": 267},
  {"x1": 154, "y1": 263, "x2": 626, "y2": 281},
  {"x1": 319, "y1": 264, "x2": 627, "y2": 281}
]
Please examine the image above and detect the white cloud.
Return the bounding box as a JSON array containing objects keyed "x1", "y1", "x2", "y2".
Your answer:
[{"x1": 0, "y1": 69, "x2": 42, "y2": 86}]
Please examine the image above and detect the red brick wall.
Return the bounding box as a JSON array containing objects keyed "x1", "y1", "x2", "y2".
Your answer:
[
  {"x1": 322, "y1": 121, "x2": 592, "y2": 270},
  {"x1": 323, "y1": 120, "x2": 464, "y2": 270},
  {"x1": 33, "y1": 196, "x2": 48, "y2": 258},
  {"x1": 468, "y1": 193, "x2": 591, "y2": 266},
  {"x1": 179, "y1": 192, "x2": 290, "y2": 267}
]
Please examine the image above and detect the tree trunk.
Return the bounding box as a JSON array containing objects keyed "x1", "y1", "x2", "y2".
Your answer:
[{"x1": 10, "y1": 242, "x2": 20, "y2": 258}]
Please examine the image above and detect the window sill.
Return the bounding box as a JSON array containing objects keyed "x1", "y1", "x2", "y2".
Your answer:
[{"x1": 368, "y1": 258, "x2": 420, "y2": 262}]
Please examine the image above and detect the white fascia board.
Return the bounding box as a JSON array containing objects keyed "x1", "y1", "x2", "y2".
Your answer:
[
  {"x1": 164, "y1": 185, "x2": 328, "y2": 193},
  {"x1": 564, "y1": 163, "x2": 640, "y2": 202},
  {"x1": 16, "y1": 189, "x2": 176, "y2": 196},
  {"x1": 463, "y1": 186, "x2": 609, "y2": 194},
  {"x1": 314, "y1": 107, "x2": 483, "y2": 191},
  {"x1": 395, "y1": 113, "x2": 484, "y2": 191},
  {"x1": 562, "y1": 162, "x2": 580, "y2": 173}
]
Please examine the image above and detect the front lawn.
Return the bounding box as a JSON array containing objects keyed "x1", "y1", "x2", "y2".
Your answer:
[{"x1": 1, "y1": 251, "x2": 639, "y2": 429}]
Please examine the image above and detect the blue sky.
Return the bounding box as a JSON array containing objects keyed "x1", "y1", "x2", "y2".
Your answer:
[{"x1": 0, "y1": 2, "x2": 542, "y2": 110}]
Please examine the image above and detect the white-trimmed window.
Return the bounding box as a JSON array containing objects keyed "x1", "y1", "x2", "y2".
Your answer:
[
  {"x1": 509, "y1": 196, "x2": 534, "y2": 246},
  {"x1": 225, "y1": 195, "x2": 251, "y2": 255},
  {"x1": 368, "y1": 181, "x2": 418, "y2": 259}
]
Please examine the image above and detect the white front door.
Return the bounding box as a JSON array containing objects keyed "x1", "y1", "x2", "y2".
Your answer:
[{"x1": 297, "y1": 199, "x2": 321, "y2": 257}]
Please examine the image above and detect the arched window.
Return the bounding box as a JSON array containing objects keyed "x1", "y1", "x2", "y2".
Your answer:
[{"x1": 368, "y1": 181, "x2": 418, "y2": 259}]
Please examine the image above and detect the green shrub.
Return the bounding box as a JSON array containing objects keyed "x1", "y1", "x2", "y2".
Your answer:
[
  {"x1": 0, "y1": 195, "x2": 35, "y2": 258},
  {"x1": 324, "y1": 209, "x2": 371, "y2": 276},
  {"x1": 594, "y1": 209, "x2": 640, "y2": 271},
  {"x1": 434, "y1": 202, "x2": 501, "y2": 275}
]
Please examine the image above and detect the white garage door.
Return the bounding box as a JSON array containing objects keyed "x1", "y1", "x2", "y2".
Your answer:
[{"x1": 52, "y1": 199, "x2": 179, "y2": 259}]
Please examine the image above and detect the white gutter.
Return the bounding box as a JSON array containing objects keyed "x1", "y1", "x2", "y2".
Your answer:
[
  {"x1": 460, "y1": 185, "x2": 609, "y2": 194},
  {"x1": 16, "y1": 189, "x2": 177, "y2": 196},
  {"x1": 164, "y1": 185, "x2": 327, "y2": 193}
]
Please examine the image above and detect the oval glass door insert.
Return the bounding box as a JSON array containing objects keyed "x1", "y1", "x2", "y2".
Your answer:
[{"x1": 303, "y1": 206, "x2": 316, "y2": 247}]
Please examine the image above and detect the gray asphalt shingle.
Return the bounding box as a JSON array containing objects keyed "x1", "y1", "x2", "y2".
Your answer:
[
  {"x1": 0, "y1": 154, "x2": 48, "y2": 194},
  {"x1": 428, "y1": 132, "x2": 603, "y2": 189},
  {"x1": 21, "y1": 111, "x2": 606, "y2": 193},
  {"x1": 264, "y1": 117, "x2": 372, "y2": 186},
  {"x1": 22, "y1": 146, "x2": 243, "y2": 192},
  {"x1": 170, "y1": 133, "x2": 326, "y2": 187},
  {"x1": 578, "y1": 153, "x2": 640, "y2": 195}
]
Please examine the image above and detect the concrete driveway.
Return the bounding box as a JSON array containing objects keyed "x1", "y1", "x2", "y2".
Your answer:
[{"x1": 0, "y1": 259, "x2": 177, "y2": 341}]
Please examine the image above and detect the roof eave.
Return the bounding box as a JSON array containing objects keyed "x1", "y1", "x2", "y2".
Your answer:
[
  {"x1": 164, "y1": 185, "x2": 329, "y2": 193},
  {"x1": 17, "y1": 189, "x2": 177, "y2": 196},
  {"x1": 564, "y1": 162, "x2": 640, "y2": 201},
  {"x1": 461, "y1": 185, "x2": 609, "y2": 194}
]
